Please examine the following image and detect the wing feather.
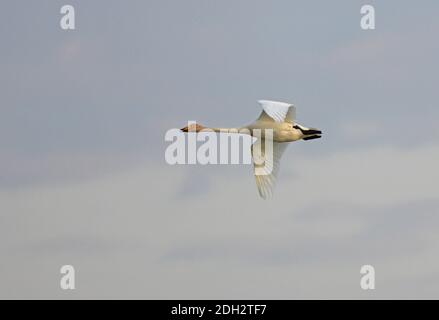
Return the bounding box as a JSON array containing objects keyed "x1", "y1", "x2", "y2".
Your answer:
[
  {"x1": 252, "y1": 139, "x2": 288, "y2": 199},
  {"x1": 257, "y1": 100, "x2": 296, "y2": 123}
]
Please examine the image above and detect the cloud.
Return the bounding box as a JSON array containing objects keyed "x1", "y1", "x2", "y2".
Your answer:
[{"x1": 1, "y1": 143, "x2": 439, "y2": 298}]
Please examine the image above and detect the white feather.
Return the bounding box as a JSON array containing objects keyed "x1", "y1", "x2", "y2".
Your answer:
[
  {"x1": 257, "y1": 100, "x2": 295, "y2": 123},
  {"x1": 252, "y1": 140, "x2": 288, "y2": 199}
]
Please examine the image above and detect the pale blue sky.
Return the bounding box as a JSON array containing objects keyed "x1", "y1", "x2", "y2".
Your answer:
[{"x1": 1, "y1": 0, "x2": 439, "y2": 298}]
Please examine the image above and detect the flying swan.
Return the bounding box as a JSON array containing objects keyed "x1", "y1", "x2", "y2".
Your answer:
[{"x1": 181, "y1": 100, "x2": 322, "y2": 199}]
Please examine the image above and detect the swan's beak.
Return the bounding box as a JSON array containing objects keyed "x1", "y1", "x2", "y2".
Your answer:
[{"x1": 180, "y1": 123, "x2": 205, "y2": 132}]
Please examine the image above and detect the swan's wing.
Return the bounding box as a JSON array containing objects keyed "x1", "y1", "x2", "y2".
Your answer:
[
  {"x1": 257, "y1": 100, "x2": 296, "y2": 123},
  {"x1": 285, "y1": 107, "x2": 296, "y2": 123},
  {"x1": 252, "y1": 139, "x2": 288, "y2": 199}
]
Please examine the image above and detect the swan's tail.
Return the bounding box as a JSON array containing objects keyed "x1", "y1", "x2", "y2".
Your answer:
[
  {"x1": 303, "y1": 134, "x2": 322, "y2": 141},
  {"x1": 294, "y1": 124, "x2": 322, "y2": 141}
]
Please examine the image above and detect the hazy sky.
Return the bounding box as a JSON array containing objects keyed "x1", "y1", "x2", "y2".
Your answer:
[{"x1": 1, "y1": 0, "x2": 439, "y2": 298}]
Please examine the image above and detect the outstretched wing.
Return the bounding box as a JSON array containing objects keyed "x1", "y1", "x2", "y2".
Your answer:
[
  {"x1": 257, "y1": 100, "x2": 296, "y2": 123},
  {"x1": 252, "y1": 139, "x2": 289, "y2": 199}
]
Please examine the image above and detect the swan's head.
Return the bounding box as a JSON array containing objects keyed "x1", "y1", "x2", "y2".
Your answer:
[{"x1": 181, "y1": 123, "x2": 206, "y2": 132}]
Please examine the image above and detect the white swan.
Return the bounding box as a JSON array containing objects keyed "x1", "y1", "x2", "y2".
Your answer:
[{"x1": 181, "y1": 100, "x2": 322, "y2": 199}]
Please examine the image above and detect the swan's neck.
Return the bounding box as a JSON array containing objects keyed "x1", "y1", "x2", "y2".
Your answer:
[{"x1": 211, "y1": 127, "x2": 250, "y2": 135}]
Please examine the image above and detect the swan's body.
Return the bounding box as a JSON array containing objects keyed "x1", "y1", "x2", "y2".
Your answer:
[{"x1": 181, "y1": 100, "x2": 322, "y2": 199}]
